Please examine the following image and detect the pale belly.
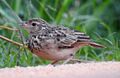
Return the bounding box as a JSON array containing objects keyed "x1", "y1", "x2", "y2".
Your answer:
[{"x1": 32, "y1": 47, "x2": 79, "y2": 61}]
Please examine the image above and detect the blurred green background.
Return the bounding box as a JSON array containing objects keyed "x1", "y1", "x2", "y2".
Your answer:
[{"x1": 0, "y1": 0, "x2": 120, "y2": 67}]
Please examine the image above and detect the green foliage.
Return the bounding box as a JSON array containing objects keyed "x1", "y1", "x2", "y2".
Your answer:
[{"x1": 0, "y1": 0, "x2": 120, "y2": 67}]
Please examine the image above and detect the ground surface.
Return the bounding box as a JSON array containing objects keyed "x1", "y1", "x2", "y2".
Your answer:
[{"x1": 0, "y1": 62, "x2": 120, "y2": 78}]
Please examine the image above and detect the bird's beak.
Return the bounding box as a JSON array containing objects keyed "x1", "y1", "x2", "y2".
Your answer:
[
  {"x1": 19, "y1": 22, "x2": 30, "y2": 33},
  {"x1": 19, "y1": 21, "x2": 28, "y2": 28}
]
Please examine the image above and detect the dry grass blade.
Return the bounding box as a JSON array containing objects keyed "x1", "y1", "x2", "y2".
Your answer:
[
  {"x1": 0, "y1": 35, "x2": 27, "y2": 48},
  {"x1": 0, "y1": 26, "x2": 18, "y2": 31}
]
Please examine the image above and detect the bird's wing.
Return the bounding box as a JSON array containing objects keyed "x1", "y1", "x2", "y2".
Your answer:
[
  {"x1": 53, "y1": 26, "x2": 104, "y2": 48},
  {"x1": 51, "y1": 26, "x2": 89, "y2": 48}
]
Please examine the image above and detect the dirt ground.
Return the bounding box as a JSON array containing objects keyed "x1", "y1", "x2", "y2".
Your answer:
[{"x1": 0, "y1": 62, "x2": 120, "y2": 78}]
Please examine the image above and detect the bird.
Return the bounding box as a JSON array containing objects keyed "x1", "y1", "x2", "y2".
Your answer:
[{"x1": 21, "y1": 18, "x2": 104, "y2": 64}]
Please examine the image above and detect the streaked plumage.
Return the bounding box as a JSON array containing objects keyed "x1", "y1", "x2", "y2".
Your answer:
[{"x1": 22, "y1": 18, "x2": 104, "y2": 64}]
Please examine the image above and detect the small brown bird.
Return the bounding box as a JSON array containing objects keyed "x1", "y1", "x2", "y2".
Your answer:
[{"x1": 22, "y1": 18, "x2": 104, "y2": 64}]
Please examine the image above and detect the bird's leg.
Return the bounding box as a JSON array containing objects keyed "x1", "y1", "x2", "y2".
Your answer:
[
  {"x1": 51, "y1": 60, "x2": 59, "y2": 65},
  {"x1": 70, "y1": 58, "x2": 90, "y2": 63},
  {"x1": 63, "y1": 54, "x2": 74, "y2": 64},
  {"x1": 70, "y1": 58, "x2": 82, "y2": 63},
  {"x1": 68, "y1": 54, "x2": 88, "y2": 63}
]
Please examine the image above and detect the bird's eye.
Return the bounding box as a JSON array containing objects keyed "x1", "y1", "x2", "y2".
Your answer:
[{"x1": 32, "y1": 22, "x2": 37, "y2": 26}]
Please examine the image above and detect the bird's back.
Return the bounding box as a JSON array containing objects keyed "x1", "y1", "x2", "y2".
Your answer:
[{"x1": 27, "y1": 24, "x2": 103, "y2": 51}]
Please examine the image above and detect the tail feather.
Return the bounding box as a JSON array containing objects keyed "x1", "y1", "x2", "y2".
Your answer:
[
  {"x1": 77, "y1": 36, "x2": 90, "y2": 39},
  {"x1": 77, "y1": 36, "x2": 90, "y2": 42},
  {"x1": 89, "y1": 42, "x2": 105, "y2": 48},
  {"x1": 73, "y1": 32, "x2": 105, "y2": 48}
]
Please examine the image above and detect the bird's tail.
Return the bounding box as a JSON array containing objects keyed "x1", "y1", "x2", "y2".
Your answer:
[{"x1": 89, "y1": 42, "x2": 105, "y2": 48}]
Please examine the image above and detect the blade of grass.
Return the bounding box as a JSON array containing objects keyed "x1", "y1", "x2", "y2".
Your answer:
[{"x1": 55, "y1": 0, "x2": 73, "y2": 24}]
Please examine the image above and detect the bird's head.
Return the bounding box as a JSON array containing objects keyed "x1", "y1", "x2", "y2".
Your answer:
[{"x1": 21, "y1": 18, "x2": 48, "y2": 33}]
